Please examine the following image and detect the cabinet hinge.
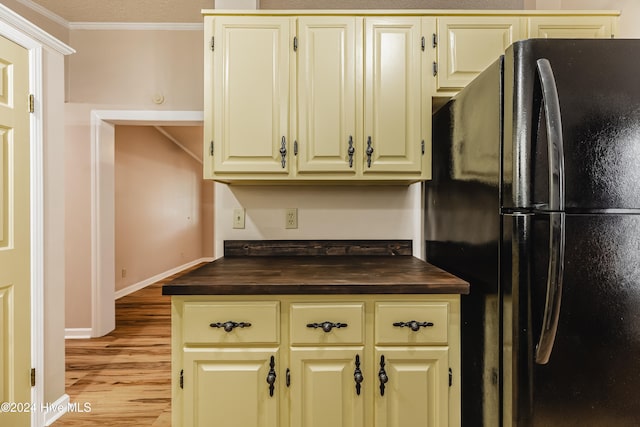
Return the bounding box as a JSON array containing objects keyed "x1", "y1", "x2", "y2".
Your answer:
[
  {"x1": 28, "y1": 94, "x2": 35, "y2": 113},
  {"x1": 210, "y1": 36, "x2": 215, "y2": 51},
  {"x1": 432, "y1": 33, "x2": 438, "y2": 48},
  {"x1": 210, "y1": 141, "x2": 214, "y2": 156},
  {"x1": 449, "y1": 368, "x2": 453, "y2": 387},
  {"x1": 31, "y1": 368, "x2": 36, "y2": 387},
  {"x1": 421, "y1": 140, "x2": 425, "y2": 156},
  {"x1": 421, "y1": 36, "x2": 425, "y2": 51},
  {"x1": 180, "y1": 369, "x2": 184, "y2": 389},
  {"x1": 293, "y1": 36, "x2": 298, "y2": 52},
  {"x1": 433, "y1": 61, "x2": 438, "y2": 76}
]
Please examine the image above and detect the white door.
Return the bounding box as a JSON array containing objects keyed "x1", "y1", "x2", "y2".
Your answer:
[{"x1": 0, "y1": 34, "x2": 31, "y2": 427}]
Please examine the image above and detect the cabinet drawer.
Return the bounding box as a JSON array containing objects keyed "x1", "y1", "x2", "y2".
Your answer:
[
  {"x1": 182, "y1": 301, "x2": 279, "y2": 345},
  {"x1": 290, "y1": 303, "x2": 364, "y2": 345},
  {"x1": 375, "y1": 302, "x2": 448, "y2": 345}
]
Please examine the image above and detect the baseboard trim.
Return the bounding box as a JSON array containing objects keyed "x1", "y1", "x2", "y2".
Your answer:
[
  {"x1": 43, "y1": 393, "x2": 70, "y2": 426},
  {"x1": 114, "y1": 257, "x2": 213, "y2": 300},
  {"x1": 64, "y1": 328, "x2": 92, "y2": 339}
]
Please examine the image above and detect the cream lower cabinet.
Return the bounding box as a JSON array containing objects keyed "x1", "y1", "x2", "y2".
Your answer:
[{"x1": 172, "y1": 295, "x2": 461, "y2": 427}]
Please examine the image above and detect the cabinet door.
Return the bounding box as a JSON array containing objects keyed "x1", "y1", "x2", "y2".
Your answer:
[
  {"x1": 210, "y1": 17, "x2": 292, "y2": 175},
  {"x1": 297, "y1": 17, "x2": 360, "y2": 175},
  {"x1": 364, "y1": 17, "x2": 423, "y2": 175},
  {"x1": 183, "y1": 348, "x2": 280, "y2": 427},
  {"x1": 527, "y1": 16, "x2": 614, "y2": 38},
  {"x1": 374, "y1": 347, "x2": 449, "y2": 427},
  {"x1": 435, "y1": 17, "x2": 521, "y2": 92},
  {"x1": 290, "y1": 347, "x2": 365, "y2": 427}
]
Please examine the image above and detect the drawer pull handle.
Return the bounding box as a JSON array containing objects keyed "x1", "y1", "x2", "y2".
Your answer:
[
  {"x1": 378, "y1": 355, "x2": 388, "y2": 396},
  {"x1": 266, "y1": 355, "x2": 276, "y2": 397},
  {"x1": 306, "y1": 321, "x2": 348, "y2": 333},
  {"x1": 354, "y1": 354, "x2": 363, "y2": 396},
  {"x1": 209, "y1": 321, "x2": 252, "y2": 332},
  {"x1": 393, "y1": 320, "x2": 434, "y2": 332}
]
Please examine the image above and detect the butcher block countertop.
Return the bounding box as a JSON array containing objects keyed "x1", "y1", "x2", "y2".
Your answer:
[{"x1": 162, "y1": 240, "x2": 469, "y2": 296}]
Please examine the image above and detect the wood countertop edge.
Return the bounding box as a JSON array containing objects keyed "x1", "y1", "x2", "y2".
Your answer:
[
  {"x1": 162, "y1": 283, "x2": 470, "y2": 296},
  {"x1": 161, "y1": 255, "x2": 470, "y2": 296}
]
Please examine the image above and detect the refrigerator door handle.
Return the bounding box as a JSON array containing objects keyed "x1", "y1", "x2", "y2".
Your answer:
[
  {"x1": 535, "y1": 212, "x2": 566, "y2": 364},
  {"x1": 534, "y1": 59, "x2": 566, "y2": 364},
  {"x1": 536, "y1": 58, "x2": 565, "y2": 211}
]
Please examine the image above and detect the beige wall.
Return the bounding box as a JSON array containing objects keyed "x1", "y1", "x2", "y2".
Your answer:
[
  {"x1": 67, "y1": 29, "x2": 203, "y2": 107},
  {"x1": 63, "y1": 29, "x2": 205, "y2": 330},
  {"x1": 114, "y1": 125, "x2": 212, "y2": 292}
]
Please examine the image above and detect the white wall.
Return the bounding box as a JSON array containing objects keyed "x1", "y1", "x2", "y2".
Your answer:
[{"x1": 214, "y1": 184, "x2": 423, "y2": 257}]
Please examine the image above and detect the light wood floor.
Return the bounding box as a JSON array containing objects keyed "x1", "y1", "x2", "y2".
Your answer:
[{"x1": 55, "y1": 267, "x2": 199, "y2": 426}]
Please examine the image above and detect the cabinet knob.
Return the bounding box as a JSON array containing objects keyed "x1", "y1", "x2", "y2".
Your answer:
[
  {"x1": 393, "y1": 320, "x2": 434, "y2": 332},
  {"x1": 306, "y1": 321, "x2": 348, "y2": 333},
  {"x1": 209, "y1": 320, "x2": 252, "y2": 332}
]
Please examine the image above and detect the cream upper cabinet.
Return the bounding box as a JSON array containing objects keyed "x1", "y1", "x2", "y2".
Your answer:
[
  {"x1": 526, "y1": 16, "x2": 616, "y2": 38},
  {"x1": 206, "y1": 16, "x2": 292, "y2": 177},
  {"x1": 296, "y1": 17, "x2": 360, "y2": 176},
  {"x1": 202, "y1": 11, "x2": 619, "y2": 183},
  {"x1": 434, "y1": 16, "x2": 521, "y2": 94},
  {"x1": 364, "y1": 17, "x2": 424, "y2": 175}
]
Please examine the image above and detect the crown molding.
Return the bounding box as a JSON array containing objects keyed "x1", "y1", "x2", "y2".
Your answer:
[
  {"x1": 69, "y1": 21, "x2": 203, "y2": 31},
  {"x1": 14, "y1": 0, "x2": 70, "y2": 28},
  {"x1": 0, "y1": 3, "x2": 74, "y2": 54}
]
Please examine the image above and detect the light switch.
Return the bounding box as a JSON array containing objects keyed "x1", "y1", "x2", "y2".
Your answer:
[{"x1": 233, "y1": 208, "x2": 245, "y2": 229}]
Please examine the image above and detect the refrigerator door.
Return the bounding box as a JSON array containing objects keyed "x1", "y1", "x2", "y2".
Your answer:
[
  {"x1": 504, "y1": 212, "x2": 640, "y2": 426},
  {"x1": 503, "y1": 39, "x2": 640, "y2": 211}
]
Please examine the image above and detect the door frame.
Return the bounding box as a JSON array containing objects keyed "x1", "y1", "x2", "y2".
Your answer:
[
  {"x1": 0, "y1": 4, "x2": 74, "y2": 427},
  {"x1": 89, "y1": 110, "x2": 204, "y2": 337}
]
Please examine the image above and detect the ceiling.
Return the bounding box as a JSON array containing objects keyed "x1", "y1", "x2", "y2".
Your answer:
[{"x1": 29, "y1": 0, "x2": 213, "y2": 23}]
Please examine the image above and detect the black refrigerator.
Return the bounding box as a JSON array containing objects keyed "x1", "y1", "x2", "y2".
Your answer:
[{"x1": 426, "y1": 39, "x2": 640, "y2": 426}]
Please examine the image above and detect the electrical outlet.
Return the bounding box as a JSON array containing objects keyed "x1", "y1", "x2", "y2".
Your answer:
[
  {"x1": 285, "y1": 208, "x2": 298, "y2": 229},
  {"x1": 233, "y1": 208, "x2": 245, "y2": 229}
]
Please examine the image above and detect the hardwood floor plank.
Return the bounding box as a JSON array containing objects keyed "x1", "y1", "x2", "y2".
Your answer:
[{"x1": 54, "y1": 265, "x2": 202, "y2": 426}]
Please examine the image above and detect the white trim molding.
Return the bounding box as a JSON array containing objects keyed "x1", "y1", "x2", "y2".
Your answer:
[
  {"x1": 0, "y1": 3, "x2": 73, "y2": 54},
  {"x1": 115, "y1": 257, "x2": 214, "y2": 300},
  {"x1": 43, "y1": 393, "x2": 70, "y2": 426},
  {"x1": 69, "y1": 22, "x2": 203, "y2": 31},
  {"x1": 90, "y1": 110, "x2": 204, "y2": 338},
  {"x1": 64, "y1": 329, "x2": 93, "y2": 340}
]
